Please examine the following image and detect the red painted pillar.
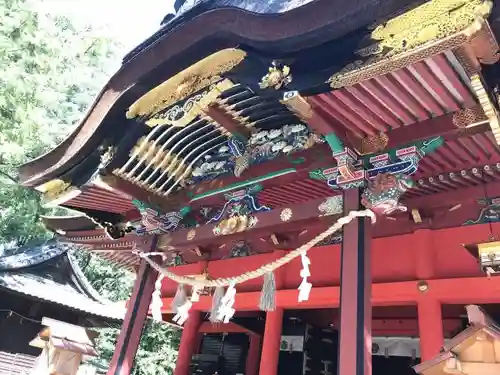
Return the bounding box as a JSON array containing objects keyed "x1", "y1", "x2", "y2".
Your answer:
[
  {"x1": 246, "y1": 334, "x2": 261, "y2": 375},
  {"x1": 414, "y1": 229, "x2": 435, "y2": 280},
  {"x1": 259, "y1": 308, "x2": 283, "y2": 375},
  {"x1": 418, "y1": 298, "x2": 443, "y2": 361},
  {"x1": 194, "y1": 333, "x2": 204, "y2": 355},
  {"x1": 174, "y1": 311, "x2": 202, "y2": 375},
  {"x1": 337, "y1": 188, "x2": 372, "y2": 375},
  {"x1": 107, "y1": 249, "x2": 160, "y2": 375}
]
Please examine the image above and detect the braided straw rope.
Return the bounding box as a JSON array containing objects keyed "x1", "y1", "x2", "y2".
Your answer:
[{"x1": 137, "y1": 209, "x2": 376, "y2": 287}]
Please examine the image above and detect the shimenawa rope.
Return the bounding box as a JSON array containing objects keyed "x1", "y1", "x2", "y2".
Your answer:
[{"x1": 135, "y1": 209, "x2": 375, "y2": 287}]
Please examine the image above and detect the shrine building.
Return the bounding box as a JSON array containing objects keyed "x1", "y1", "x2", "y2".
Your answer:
[{"x1": 16, "y1": 0, "x2": 500, "y2": 375}]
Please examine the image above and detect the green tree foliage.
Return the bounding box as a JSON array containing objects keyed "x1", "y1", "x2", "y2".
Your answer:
[
  {"x1": 0, "y1": 0, "x2": 117, "y2": 246},
  {"x1": 74, "y1": 251, "x2": 180, "y2": 375},
  {"x1": 0, "y1": 0, "x2": 180, "y2": 373}
]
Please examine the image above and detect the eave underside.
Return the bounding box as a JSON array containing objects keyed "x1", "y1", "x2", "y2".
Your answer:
[
  {"x1": 19, "y1": 0, "x2": 496, "y2": 188},
  {"x1": 15, "y1": 1, "x2": 500, "y2": 272}
]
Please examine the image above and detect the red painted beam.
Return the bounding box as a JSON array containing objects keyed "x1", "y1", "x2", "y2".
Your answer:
[
  {"x1": 332, "y1": 318, "x2": 461, "y2": 337},
  {"x1": 310, "y1": 92, "x2": 486, "y2": 152},
  {"x1": 199, "y1": 318, "x2": 462, "y2": 337},
  {"x1": 386, "y1": 112, "x2": 488, "y2": 149},
  {"x1": 99, "y1": 174, "x2": 185, "y2": 213},
  {"x1": 204, "y1": 104, "x2": 251, "y2": 138},
  {"x1": 161, "y1": 276, "x2": 500, "y2": 312},
  {"x1": 404, "y1": 180, "x2": 500, "y2": 209},
  {"x1": 166, "y1": 196, "x2": 337, "y2": 249},
  {"x1": 199, "y1": 321, "x2": 259, "y2": 336}
]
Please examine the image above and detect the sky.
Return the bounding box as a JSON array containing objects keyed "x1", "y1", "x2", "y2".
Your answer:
[{"x1": 36, "y1": 0, "x2": 175, "y2": 50}]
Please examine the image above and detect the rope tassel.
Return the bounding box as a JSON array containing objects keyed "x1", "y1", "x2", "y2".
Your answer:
[
  {"x1": 151, "y1": 274, "x2": 164, "y2": 322},
  {"x1": 171, "y1": 284, "x2": 187, "y2": 313},
  {"x1": 172, "y1": 300, "x2": 192, "y2": 325},
  {"x1": 209, "y1": 286, "x2": 225, "y2": 323},
  {"x1": 216, "y1": 283, "x2": 236, "y2": 323},
  {"x1": 136, "y1": 210, "x2": 375, "y2": 288},
  {"x1": 298, "y1": 252, "x2": 312, "y2": 302},
  {"x1": 259, "y1": 272, "x2": 276, "y2": 311}
]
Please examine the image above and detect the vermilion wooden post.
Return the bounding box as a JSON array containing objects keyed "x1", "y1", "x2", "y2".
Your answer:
[
  {"x1": 107, "y1": 240, "x2": 160, "y2": 375},
  {"x1": 337, "y1": 188, "x2": 372, "y2": 375},
  {"x1": 414, "y1": 229, "x2": 435, "y2": 280},
  {"x1": 246, "y1": 334, "x2": 261, "y2": 375},
  {"x1": 174, "y1": 311, "x2": 202, "y2": 375},
  {"x1": 417, "y1": 298, "x2": 443, "y2": 361},
  {"x1": 259, "y1": 308, "x2": 283, "y2": 375}
]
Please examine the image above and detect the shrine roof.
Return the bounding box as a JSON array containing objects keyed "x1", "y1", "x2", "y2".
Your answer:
[
  {"x1": 13, "y1": 1, "x2": 500, "y2": 272},
  {"x1": 413, "y1": 305, "x2": 500, "y2": 374},
  {"x1": 19, "y1": 0, "x2": 483, "y2": 188},
  {"x1": 126, "y1": 0, "x2": 318, "y2": 62},
  {"x1": 0, "y1": 241, "x2": 125, "y2": 322}
]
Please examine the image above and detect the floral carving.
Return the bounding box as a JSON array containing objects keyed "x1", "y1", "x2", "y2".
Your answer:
[
  {"x1": 280, "y1": 208, "x2": 293, "y2": 222},
  {"x1": 189, "y1": 123, "x2": 321, "y2": 183},
  {"x1": 318, "y1": 196, "x2": 343, "y2": 216}
]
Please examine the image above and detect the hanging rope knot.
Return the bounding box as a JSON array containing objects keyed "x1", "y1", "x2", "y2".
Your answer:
[
  {"x1": 337, "y1": 217, "x2": 351, "y2": 225},
  {"x1": 140, "y1": 208, "x2": 376, "y2": 324},
  {"x1": 140, "y1": 208, "x2": 375, "y2": 288},
  {"x1": 361, "y1": 209, "x2": 377, "y2": 223}
]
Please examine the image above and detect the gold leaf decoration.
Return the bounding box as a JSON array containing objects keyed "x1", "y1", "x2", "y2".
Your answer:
[
  {"x1": 329, "y1": 0, "x2": 493, "y2": 88},
  {"x1": 38, "y1": 179, "x2": 80, "y2": 208},
  {"x1": 452, "y1": 105, "x2": 487, "y2": 128},
  {"x1": 259, "y1": 61, "x2": 292, "y2": 90},
  {"x1": 366, "y1": 0, "x2": 491, "y2": 57},
  {"x1": 187, "y1": 229, "x2": 196, "y2": 241},
  {"x1": 359, "y1": 133, "x2": 389, "y2": 155},
  {"x1": 470, "y1": 74, "x2": 500, "y2": 145},
  {"x1": 280, "y1": 91, "x2": 313, "y2": 120},
  {"x1": 126, "y1": 49, "x2": 246, "y2": 119},
  {"x1": 145, "y1": 79, "x2": 235, "y2": 128}
]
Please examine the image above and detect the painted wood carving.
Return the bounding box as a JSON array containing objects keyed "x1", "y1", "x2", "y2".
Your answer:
[
  {"x1": 463, "y1": 197, "x2": 500, "y2": 225},
  {"x1": 361, "y1": 173, "x2": 414, "y2": 215},
  {"x1": 132, "y1": 200, "x2": 184, "y2": 235},
  {"x1": 188, "y1": 124, "x2": 322, "y2": 183},
  {"x1": 310, "y1": 137, "x2": 442, "y2": 190}
]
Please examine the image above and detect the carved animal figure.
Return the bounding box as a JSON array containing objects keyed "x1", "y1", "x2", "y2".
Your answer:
[{"x1": 361, "y1": 173, "x2": 414, "y2": 215}]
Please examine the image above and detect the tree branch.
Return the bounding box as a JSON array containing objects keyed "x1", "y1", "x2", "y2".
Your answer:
[{"x1": 0, "y1": 170, "x2": 18, "y2": 184}]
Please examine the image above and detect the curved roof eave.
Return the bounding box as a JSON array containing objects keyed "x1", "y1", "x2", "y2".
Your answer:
[
  {"x1": 17, "y1": 0, "x2": 422, "y2": 188},
  {"x1": 41, "y1": 215, "x2": 98, "y2": 233}
]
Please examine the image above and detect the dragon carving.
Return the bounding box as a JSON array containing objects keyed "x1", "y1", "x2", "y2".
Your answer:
[{"x1": 361, "y1": 173, "x2": 414, "y2": 215}]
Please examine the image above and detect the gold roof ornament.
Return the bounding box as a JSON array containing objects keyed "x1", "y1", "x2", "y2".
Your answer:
[
  {"x1": 145, "y1": 79, "x2": 235, "y2": 127},
  {"x1": 126, "y1": 49, "x2": 246, "y2": 119},
  {"x1": 329, "y1": 0, "x2": 493, "y2": 88},
  {"x1": 470, "y1": 74, "x2": 500, "y2": 145},
  {"x1": 36, "y1": 179, "x2": 81, "y2": 208},
  {"x1": 365, "y1": 0, "x2": 492, "y2": 57},
  {"x1": 259, "y1": 61, "x2": 292, "y2": 90}
]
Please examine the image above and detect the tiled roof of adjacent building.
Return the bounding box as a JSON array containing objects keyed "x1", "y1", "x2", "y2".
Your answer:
[{"x1": 0, "y1": 240, "x2": 125, "y2": 322}]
